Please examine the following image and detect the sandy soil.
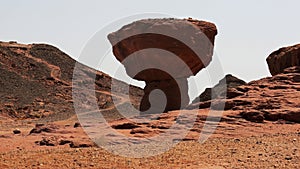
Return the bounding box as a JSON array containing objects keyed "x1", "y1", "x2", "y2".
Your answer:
[{"x1": 0, "y1": 114, "x2": 299, "y2": 169}]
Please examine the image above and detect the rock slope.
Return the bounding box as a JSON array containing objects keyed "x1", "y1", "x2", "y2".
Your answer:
[
  {"x1": 0, "y1": 41, "x2": 143, "y2": 121},
  {"x1": 109, "y1": 45, "x2": 300, "y2": 140}
]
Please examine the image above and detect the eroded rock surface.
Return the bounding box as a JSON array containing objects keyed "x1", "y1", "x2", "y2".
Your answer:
[
  {"x1": 108, "y1": 18, "x2": 218, "y2": 112},
  {"x1": 0, "y1": 41, "x2": 143, "y2": 121},
  {"x1": 109, "y1": 45, "x2": 300, "y2": 141},
  {"x1": 267, "y1": 44, "x2": 300, "y2": 76},
  {"x1": 191, "y1": 74, "x2": 246, "y2": 104}
]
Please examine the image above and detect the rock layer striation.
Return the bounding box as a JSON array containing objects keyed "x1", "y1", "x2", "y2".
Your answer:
[{"x1": 267, "y1": 44, "x2": 300, "y2": 76}]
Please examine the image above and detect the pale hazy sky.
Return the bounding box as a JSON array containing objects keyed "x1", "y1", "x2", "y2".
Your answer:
[{"x1": 1, "y1": 0, "x2": 299, "y2": 100}]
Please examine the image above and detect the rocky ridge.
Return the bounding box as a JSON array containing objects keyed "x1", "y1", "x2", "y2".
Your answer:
[{"x1": 0, "y1": 41, "x2": 143, "y2": 121}]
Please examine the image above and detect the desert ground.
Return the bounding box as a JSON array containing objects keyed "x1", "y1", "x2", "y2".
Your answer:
[{"x1": 0, "y1": 36, "x2": 299, "y2": 168}]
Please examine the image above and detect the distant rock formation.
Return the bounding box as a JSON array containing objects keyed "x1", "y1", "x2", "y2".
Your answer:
[
  {"x1": 108, "y1": 18, "x2": 218, "y2": 113},
  {"x1": 188, "y1": 44, "x2": 300, "y2": 123},
  {"x1": 266, "y1": 44, "x2": 300, "y2": 76},
  {"x1": 191, "y1": 74, "x2": 246, "y2": 104},
  {"x1": 0, "y1": 42, "x2": 143, "y2": 120}
]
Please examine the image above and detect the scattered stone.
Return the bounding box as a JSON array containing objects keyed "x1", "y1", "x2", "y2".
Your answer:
[
  {"x1": 234, "y1": 138, "x2": 241, "y2": 142},
  {"x1": 35, "y1": 123, "x2": 45, "y2": 128},
  {"x1": 29, "y1": 124, "x2": 59, "y2": 134},
  {"x1": 74, "y1": 122, "x2": 81, "y2": 128},
  {"x1": 35, "y1": 138, "x2": 56, "y2": 146},
  {"x1": 256, "y1": 141, "x2": 262, "y2": 144},
  {"x1": 59, "y1": 139, "x2": 73, "y2": 145},
  {"x1": 111, "y1": 122, "x2": 140, "y2": 129},
  {"x1": 285, "y1": 156, "x2": 292, "y2": 160},
  {"x1": 69, "y1": 142, "x2": 94, "y2": 148},
  {"x1": 13, "y1": 129, "x2": 21, "y2": 134}
]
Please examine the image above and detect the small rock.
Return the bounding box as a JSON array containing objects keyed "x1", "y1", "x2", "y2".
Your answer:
[
  {"x1": 74, "y1": 122, "x2": 81, "y2": 128},
  {"x1": 256, "y1": 141, "x2": 262, "y2": 144},
  {"x1": 13, "y1": 129, "x2": 21, "y2": 134},
  {"x1": 35, "y1": 123, "x2": 45, "y2": 127},
  {"x1": 29, "y1": 124, "x2": 58, "y2": 134},
  {"x1": 234, "y1": 138, "x2": 240, "y2": 142},
  {"x1": 285, "y1": 156, "x2": 292, "y2": 160},
  {"x1": 59, "y1": 139, "x2": 73, "y2": 145},
  {"x1": 35, "y1": 138, "x2": 56, "y2": 146},
  {"x1": 70, "y1": 142, "x2": 94, "y2": 148},
  {"x1": 111, "y1": 122, "x2": 140, "y2": 129}
]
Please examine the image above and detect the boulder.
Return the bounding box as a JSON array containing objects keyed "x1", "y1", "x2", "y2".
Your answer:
[
  {"x1": 73, "y1": 122, "x2": 81, "y2": 128},
  {"x1": 29, "y1": 123, "x2": 59, "y2": 134},
  {"x1": 13, "y1": 129, "x2": 21, "y2": 134},
  {"x1": 266, "y1": 44, "x2": 300, "y2": 76}
]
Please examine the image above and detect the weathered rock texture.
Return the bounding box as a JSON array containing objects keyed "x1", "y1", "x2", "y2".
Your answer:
[
  {"x1": 1, "y1": 42, "x2": 300, "y2": 169},
  {"x1": 191, "y1": 74, "x2": 246, "y2": 104},
  {"x1": 109, "y1": 61, "x2": 300, "y2": 141},
  {"x1": 188, "y1": 45, "x2": 300, "y2": 123},
  {"x1": 108, "y1": 18, "x2": 217, "y2": 113},
  {"x1": 267, "y1": 44, "x2": 300, "y2": 76},
  {"x1": 0, "y1": 41, "x2": 143, "y2": 121}
]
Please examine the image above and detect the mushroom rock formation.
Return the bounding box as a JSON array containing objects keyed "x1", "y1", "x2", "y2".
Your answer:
[
  {"x1": 108, "y1": 18, "x2": 218, "y2": 113},
  {"x1": 267, "y1": 44, "x2": 300, "y2": 76}
]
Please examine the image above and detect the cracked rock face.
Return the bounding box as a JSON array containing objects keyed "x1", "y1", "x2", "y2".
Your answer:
[
  {"x1": 108, "y1": 18, "x2": 217, "y2": 113},
  {"x1": 267, "y1": 44, "x2": 300, "y2": 76}
]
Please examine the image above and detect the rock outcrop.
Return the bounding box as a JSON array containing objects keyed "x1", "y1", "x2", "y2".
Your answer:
[
  {"x1": 108, "y1": 18, "x2": 218, "y2": 113},
  {"x1": 0, "y1": 42, "x2": 143, "y2": 121},
  {"x1": 109, "y1": 67, "x2": 300, "y2": 140},
  {"x1": 266, "y1": 44, "x2": 300, "y2": 76},
  {"x1": 191, "y1": 74, "x2": 246, "y2": 105},
  {"x1": 188, "y1": 60, "x2": 300, "y2": 123}
]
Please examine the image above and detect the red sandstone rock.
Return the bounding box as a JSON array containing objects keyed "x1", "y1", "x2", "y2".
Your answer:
[
  {"x1": 266, "y1": 44, "x2": 300, "y2": 76},
  {"x1": 191, "y1": 74, "x2": 246, "y2": 104},
  {"x1": 108, "y1": 18, "x2": 217, "y2": 80},
  {"x1": 110, "y1": 68, "x2": 300, "y2": 140},
  {"x1": 0, "y1": 41, "x2": 143, "y2": 121},
  {"x1": 108, "y1": 18, "x2": 217, "y2": 113},
  {"x1": 29, "y1": 123, "x2": 59, "y2": 134}
]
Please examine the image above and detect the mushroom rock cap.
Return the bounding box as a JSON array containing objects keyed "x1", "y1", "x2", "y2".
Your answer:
[
  {"x1": 108, "y1": 18, "x2": 218, "y2": 81},
  {"x1": 267, "y1": 44, "x2": 300, "y2": 76}
]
